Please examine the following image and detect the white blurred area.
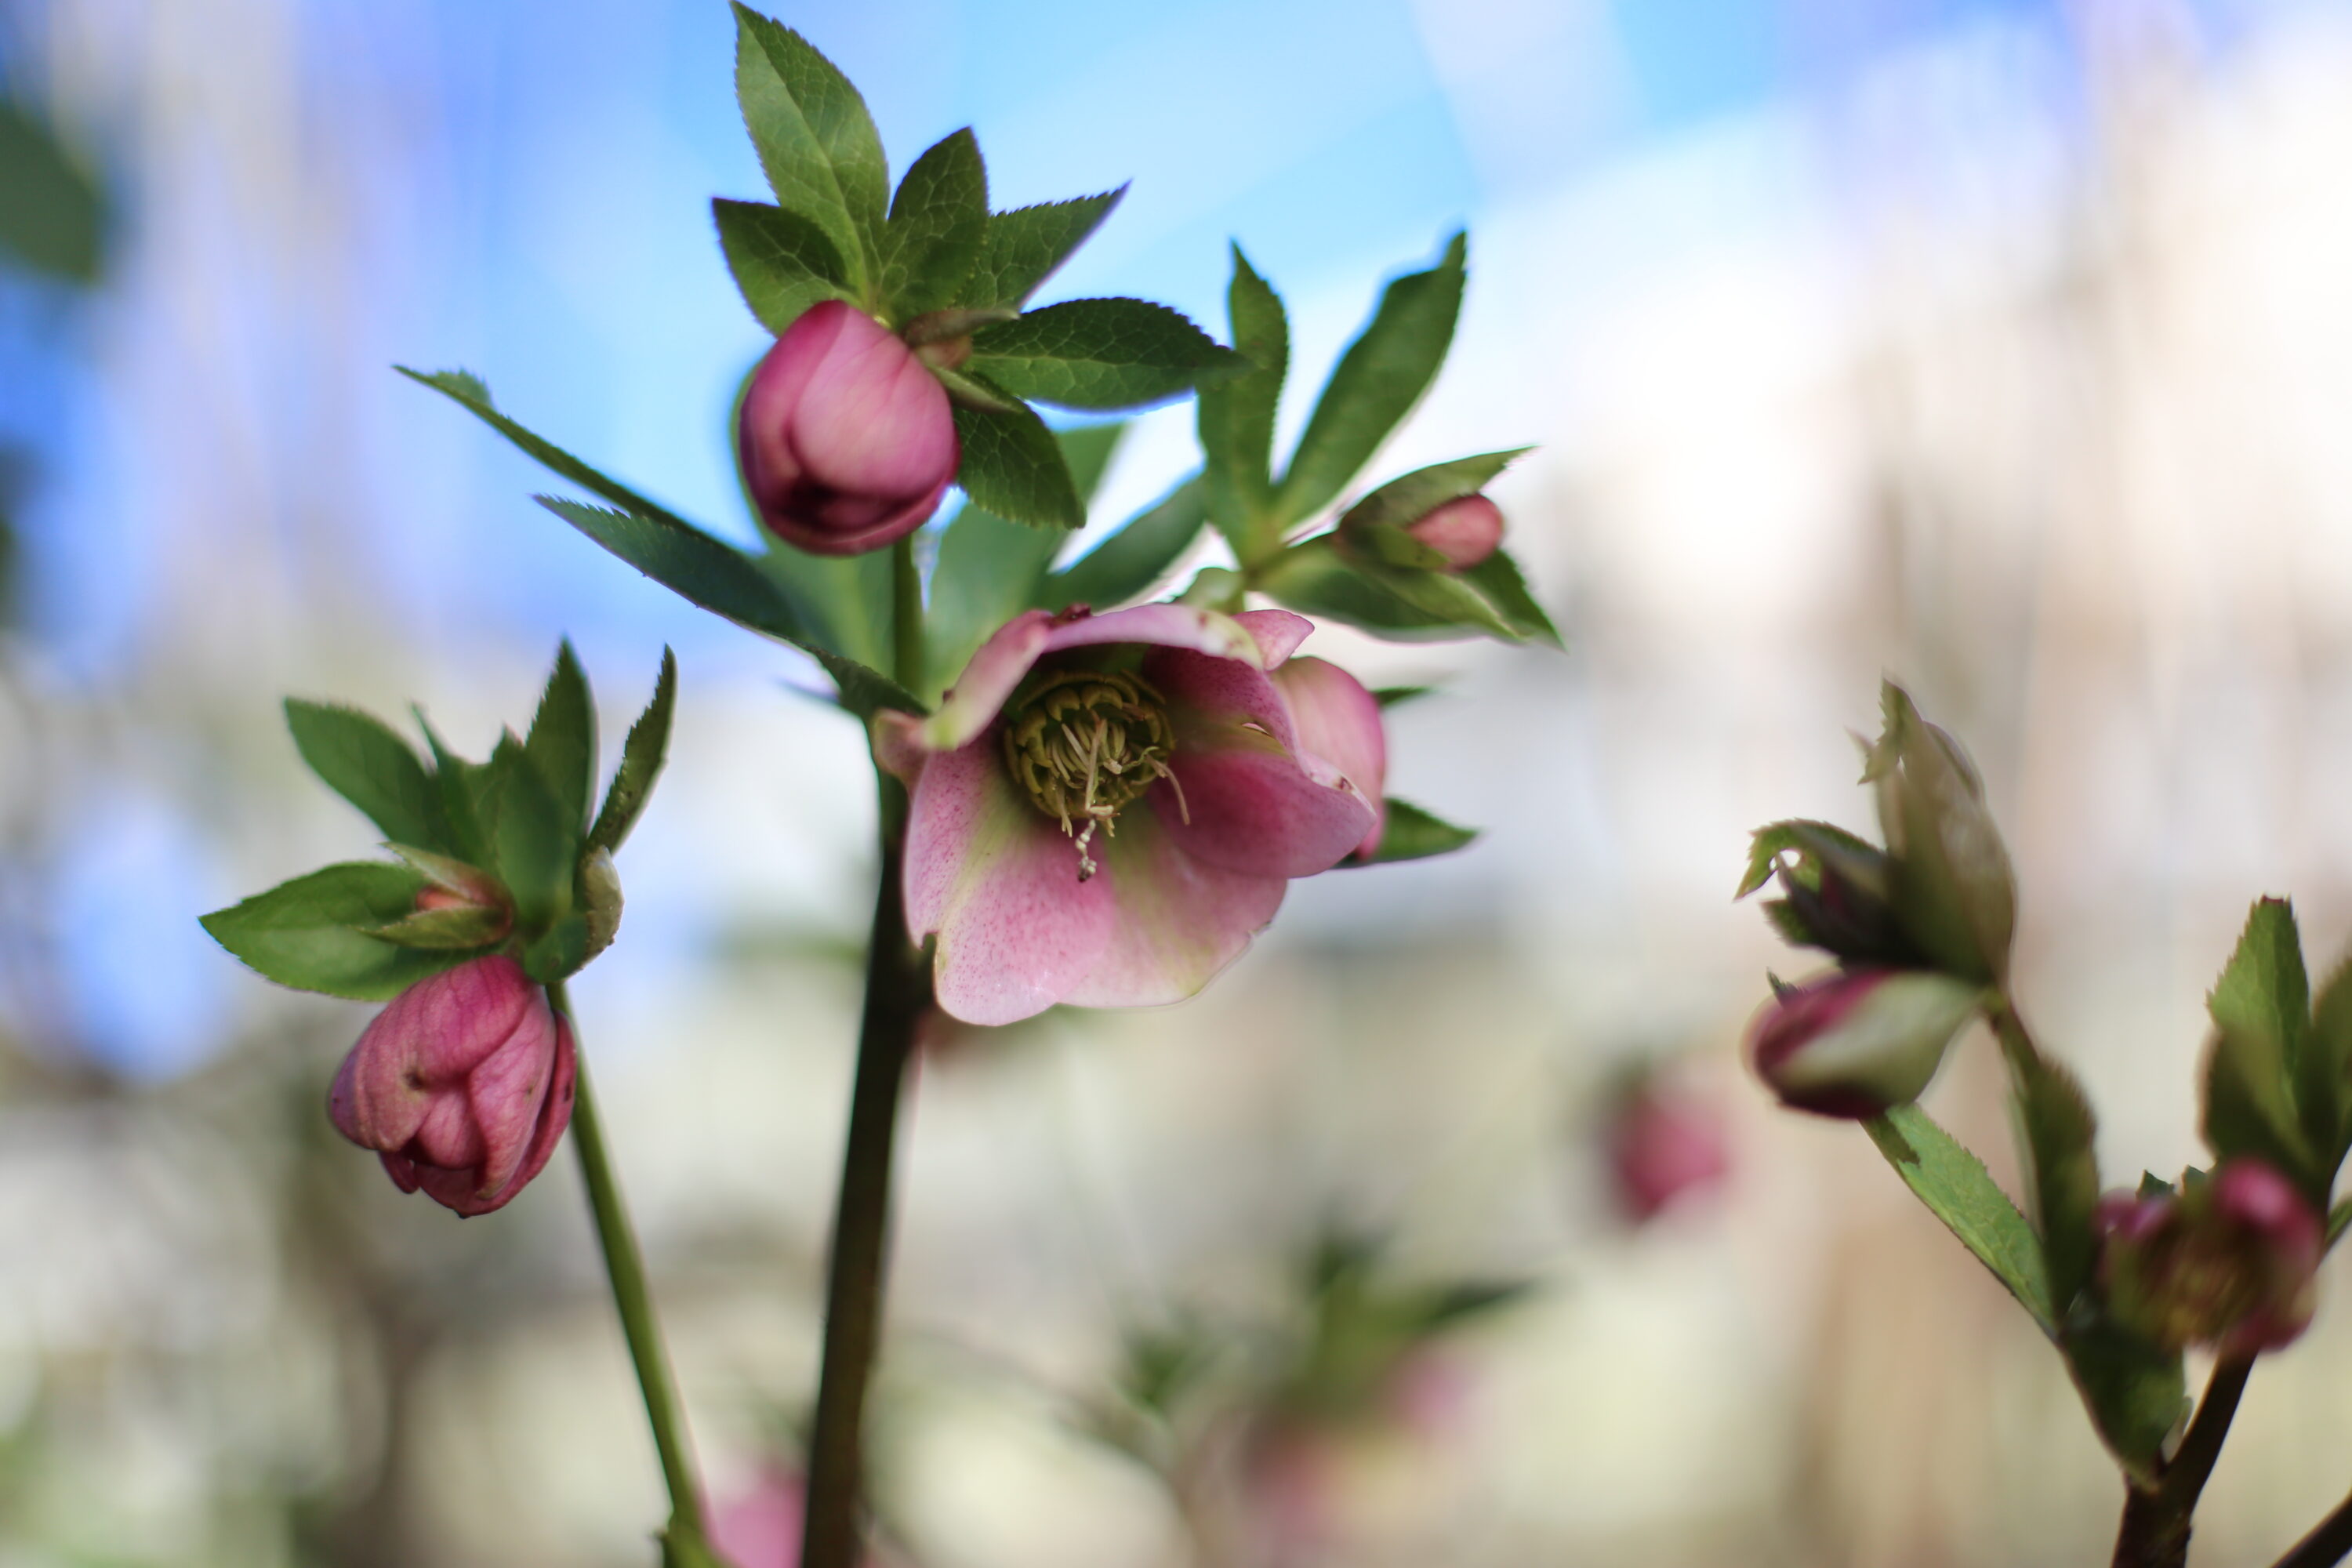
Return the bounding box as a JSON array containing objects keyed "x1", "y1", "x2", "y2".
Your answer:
[{"x1": 8, "y1": 1, "x2": 2352, "y2": 1564}]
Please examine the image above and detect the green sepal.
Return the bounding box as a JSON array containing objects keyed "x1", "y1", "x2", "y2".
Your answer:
[
  {"x1": 712, "y1": 198, "x2": 853, "y2": 334},
  {"x1": 200, "y1": 862, "x2": 474, "y2": 1002},
  {"x1": 927, "y1": 362, "x2": 1027, "y2": 413},
  {"x1": 927, "y1": 423, "x2": 1123, "y2": 695},
  {"x1": 412, "y1": 710, "x2": 491, "y2": 866},
  {"x1": 1349, "y1": 798, "x2": 1476, "y2": 866},
  {"x1": 967, "y1": 188, "x2": 1124, "y2": 309},
  {"x1": 731, "y1": 4, "x2": 887, "y2": 294},
  {"x1": 1737, "y1": 818, "x2": 1884, "y2": 900},
  {"x1": 1256, "y1": 537, "x2": 1523, "y2": 643},
  {"x1": 534, "y1": 498, "x2": 918, "y2": 719},
  {"x1": 1197, "y1": 245, "x2": 1288, "y2": 553},
  {"x1": 879, "y1": 128, "x2": 987, "y2": 319},
  {"x1": 521, "y1": 914, "x2": 592, "y2": 985},
  {"x1": 586, "y1": 648, "x2": 677, "y2": 855},
  {"x1": 1274, "y1": 231, "x2": 1465, "y2": 528},
  {"x1": 1457, "y1": 552, "x2": 1559, "y2": 645},
  {"x1": 1864, "y1": 1103, "x2": 2058, "y2": 1335},
  {"x1": 1040, "y1": 475, "x2": 1207, "y2": 614},
  {"x1": 484, "y1": 733, "x2": 578, "y2": 935},
  {"x1": 2060, "y1": 1317, "x2": 2187, "y2": 1486},
  {"x1": 1337, "y1": 448, "x2": 1527, "y2": 535},
  {"x1": 2312, "y1": 955, "x2": 2352, "y2": 1170},
  {"x1": 2202, "y1": 896, "x2": 2321, "y2": 1196},
  {"x1": 284, "y1": 699, "x2": 448, "y2": 853},
  {"x1": 524, "y1": 640, "x2": 597, "y2": 836},
  {"x1": 967, "y1": 298, "x2": 1246, "y2": 412},
  {"x1": 361, "y1": 903, "x2": 510, "y2": 951},
  {"x1": 950, "y1": 395, "x2": 1083, "y2": 529}
]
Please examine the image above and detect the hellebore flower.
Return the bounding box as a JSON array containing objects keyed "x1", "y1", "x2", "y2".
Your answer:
[
  {"x1": 1606, "y1": 1074, "x2": 1730, "y2": 1223},
  {"x1": 739, "y1": 299, "x2": 959, "y2": 557},
  {"x1": 877, "y1": 604, "x2": 1384, "y2": 1026},
  {"x1": 2099, "y1": 1159, "x2": 2323, "y2": 1356},
  {"x1": 328, "y1": 953, "x2": 577, "y2": 1216},
  {"x1": 1748, "y1": 967, "x2": 1982, "y2": 1119},
  {"x1": 1866, "y1": 684, "x2": 2016, "y2": 983},
  {"x1": 1403, "y1": 494, "x2": 1504, "y2": 572}
]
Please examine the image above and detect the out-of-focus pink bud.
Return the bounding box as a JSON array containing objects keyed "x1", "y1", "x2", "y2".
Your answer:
[
  {"x1": 739, "y1": 300, "x2": 959, "y2": 557},
  {"x1": 2100, "y1": 1159, "x2": 2323, "y2": 1356},
  {"x1": 1748, "y1": 968, "x2": 1980, "y2": 1120},
  {"x1": 1403, "y1": 495, "x2": 1503, "y2": 572},
  {"x1": 328, "y1": 954, "x2": 576, "y2": 1217},
  {"x1": 1606, "y1": 1075, "x2": 1730, "y2": 1223},
  {"x1": 710, "y1": 1470, "x2": 805, "y2": 1568}
]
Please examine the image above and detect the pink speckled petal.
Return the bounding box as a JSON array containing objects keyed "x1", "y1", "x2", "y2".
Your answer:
[
  {"x1": 1233, "y1": 608, "x2": 1313, "y2": 667},
  {"x1": 1061, "y1": 806, "x2": 1288, "y2": 1009},
  {"x1": 1272, "y1": 657, "x2": 1388, "y2": 858},
  {"x1": 906, "y1": 738, "x2": 1116, "y2": 1025},
  {"x1": 919, "y1": 611, "x2": 1054, "y2": 751}
]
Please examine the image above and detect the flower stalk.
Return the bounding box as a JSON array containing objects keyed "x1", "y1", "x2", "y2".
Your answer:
[
  {"x1": 554, "y1": 980, "x2": 712, "y2": 1555},
  {"x1": 2110, "y1": 1357, "x2": 2252, "y2": 1568}
]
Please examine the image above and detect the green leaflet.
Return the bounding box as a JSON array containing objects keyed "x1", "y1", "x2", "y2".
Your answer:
[
  {"x1": 950, "y1": 395, "x2": 1083, "y2": 530},
  {"x1": 2061, "y1": 1319, "x2": 2187, "y2": 1486},
  {"x1": 1275, "y1": 231, "x2": 1465, "y2": 527},
  {"x1": 484, "y1": 734, "x2": 577, "y2": 935},
  {"x1": 967, "y1": 189, "x2": 1124, "y2": 309},
  {"x1": 1198, "y1": 245, "x2": 1288, "y2": 552},
  {"x1": 1337, "y1": 449, "x2": 1526, "y2": 535},
  {"x1": 200, "y1": 862, "x2": 474, "y2": 1002},
  {"x1": 1350, "y1": 799, "x2": 1478, "y2": 866},
  {"x1": 587, "y1": 648, "x2": 677, "y2": 855},
  {"x1": 524, "y1": 641, "x2": 597, "y2": 836},
  {"x1": 0, "y1": 97, "x2": 106, "y2": 284},
  {"x1": 969, "y1": 298, "x2": 1245, "y2": 412},
  {"x1": 731, "y1": 4, "x2": 887, "y2": 293},
  {"x1": 878, "y1": 129, "x2": 987, "y2": 319},
  {"x1": 1865, "y1": 1104, "x2": 2058, "y2": 1336},
  {"x1": 2203, "y1": 897, "x2": 2320, "y2": 1194},
  {"x1": 2006, "y1": 1040, "x2": 2103, "y2": 1312},
  {"x1": 712, "y1": 198, "x2": 852, "y2": 333},
  {"x1": 284, "y1": 699, "x2": 448, "y2": 854},
  {"x1": 1040, "y1": 475, "x2": 1208, "y2": 615}
]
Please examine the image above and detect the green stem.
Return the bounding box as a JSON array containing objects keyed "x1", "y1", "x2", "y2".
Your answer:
[
  {"x1": 2111, "y1": 1357, "x2": 2253, "y2": 1568},
  {"x1": 892, "y1": 535, "x2": 925, "y2": 696},
  {"x1": 799, "y1": 781, "x2": 932, "y2": 1568},
  {"x1": 553, "y1": 981, "x2": 709, "y2": 1548}
]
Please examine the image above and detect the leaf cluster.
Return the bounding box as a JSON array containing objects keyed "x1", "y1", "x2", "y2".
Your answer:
[{"x1": 201, "y1": 644, "x2": 675, "y2": 999}]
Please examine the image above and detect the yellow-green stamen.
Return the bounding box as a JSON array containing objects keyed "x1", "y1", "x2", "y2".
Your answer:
[{"x1": 1000, "y1": 668, "x2": 1181, "y2": 880}]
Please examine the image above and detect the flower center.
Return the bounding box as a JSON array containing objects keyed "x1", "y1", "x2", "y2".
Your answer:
[{"x1": 1000, "y1": 668, "x2": 1182, "y2": 881}]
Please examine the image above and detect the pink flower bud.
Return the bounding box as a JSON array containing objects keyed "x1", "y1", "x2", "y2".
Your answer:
[
  {"x1": 1403, "y1": 494, "x2": 1503, "y2": 572},
  {"x1": 1748, "y1": 968, "x2": 1980, "y2": 1119},
  {"x1": 1606, "y1": 1076, "x2": 1730, "y2": 1223},
  {"x1": 739, "y1": 301, "x2": 959, "y2": 557},
  {"x1": 2100, "y1": 1159, "x2": 2323, "y2": 1356},
  {"x1": 327, "y1": 954, "x2": 576, "y2": 1217}
]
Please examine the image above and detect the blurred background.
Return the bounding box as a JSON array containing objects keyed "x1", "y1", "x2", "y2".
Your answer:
[{"x1": 7, "y1": 0, "x2": 2352, "y2": 1562}]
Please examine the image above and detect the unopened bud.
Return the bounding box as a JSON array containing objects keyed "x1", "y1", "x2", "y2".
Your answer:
[
  {"x1": 1748, "y1": 968, "x2": 1981, "y2": 1119},
  {"x1": 1606, "y1": 1073, "x2": 1730, "y2": 1223},
  {"x1": 1866, "y1": 684, "x2": 2016, "y2": 982},
  {"x1": 2100, "y1": 1160, "x2": 2322, "y2": 1356},
  {"x1": 1403, "y1": 494, "x2": 1503, "y2": 572}
]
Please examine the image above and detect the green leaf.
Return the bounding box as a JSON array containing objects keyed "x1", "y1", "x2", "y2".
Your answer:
[
  {"x1": 926, "y1": 503, "x2": 1061, "y2": 694},
  {"x1": 969, "y1": 299, "x2": 1245, "y2": 412},
  {"x1": 1265, "y1": 539, "x2": 1518, "y2": 641},
  {"x1": 0, "y1": 98, "x2": 106, "y2": 284},
  {"x1": 2061, "y1": 1319, "x2": 2186, "y2": 1485},
  {"x1": 521, "y1": 914, "x2": 592, "y2": 985},
  {"x1": 1056, "y1": 420, "x2": 1127, "y2": 503},
  {"x1": 283, "y1": 699, "x2": 446, "y2": 851},
  {"x1": 2329, "y1": 1200, "x2": 2352, "y2": 1249},
  {"x1": 412, "y1": 710, "x2": 491, "y2": 866},
  {"x1": 361, "y1": 902, "x2": 509, "y2": 951},
  {"x1": 712, "y1": 198, "x2": 852, "y2": 333},
  {"x1": 588, "y1": 648, "x2": 677, "y2": 856},
  {"x1": 201, "y1": 862, "x2": 473, "y2": 1001},
  {"x1": 1338, "y1": 449, "x2": 1527, "y2": 535},
  {"x1": 525, "y1": 641, "x2": 597, "y2": 837},
  {"x1": 484, "y1": 735, "x2": 576, "y2": 935},
  {"x1": 950, "y1": 396, "x2": 1083, "y2": 529},
  {"x1": 1352, "y1": 798, "x2": 1477, "y2": 865},
  {"x1": 1198, "y1": 245, "x2": 1288, "y2": 550},
  {"x1": 1864, "y1": 1103, "x2": 2057, "y2": 1335},
  {"x1": 879, "y1": 129, "x2": 987, "y2": 319},
  {"x1": 731, "y1": 5, "x2": 887, "y2": 292},
  {"x1": 2313, "y1": 956, "x2": 2352, "y2": 1169},
  {"x1": 1040, "y1": 475, "x2": 1207, "y2": 614},
  {"x1": 968, "y1": 189, "x2": 1124, "y2": 309},
  {"x1": 1276, "y1": 231, "x2": 1466, "y2": 526},
  {"x1": 2009, "y1": 1046, "x2": 2103, "y2": 1312},
  {"x1": 2203, "y1": 897, "x2": 2318, "y2": 1192},
  {"x1": 1459, "y1": 550, "x2": 1560, "y2": 646},
  {"x1": 1372, "y1": 686, "x2": 1433, "y2": 709}
]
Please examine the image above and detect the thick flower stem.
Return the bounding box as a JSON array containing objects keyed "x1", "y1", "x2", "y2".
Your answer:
[
  {"x1": 2111, "y1": 1357, "x2": 2253, "y2": 1568},
  {"x1": 551, "y1": 981, "x2": 710, "y2": 1552},
  {"x1": 2274, "y1": 1489, "x2": 2352, "y2": 1568},
  {"x1": 800, "y1": 779, "x2": 933, "y2": 1568}
]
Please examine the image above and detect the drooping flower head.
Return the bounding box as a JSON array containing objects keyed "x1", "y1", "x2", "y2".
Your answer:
[
  {"x1": 739, "y1": 300, "x2": 960, "y2": 557},
  {"x1": 877, "y1": 604, "x2": 1385, "y2": 1025},
  {"x1": 1747, "y1": 967, "x2": 1982, "y2": 1119},
  {"x1": 328, "y1": 953, "x2": 576, "y2": 1216}
]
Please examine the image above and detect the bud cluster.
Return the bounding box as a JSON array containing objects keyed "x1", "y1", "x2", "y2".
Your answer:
[{"x1": 2098, "y1": 1160, "x2": 2324, "y2": 1356}]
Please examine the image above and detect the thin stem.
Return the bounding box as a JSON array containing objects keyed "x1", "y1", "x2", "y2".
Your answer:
[
  {"x1": 799, "y1": 780, "x2": 932, "y2": 1568},
  {"x1": 2111, "y1": 1357, "x2": 2254, "y2": 1568},
  {"x1": 554, "y1": 980, "x2": 708, "y2": 1544},
  {"x1": 2274, "y1": 1488, "x2": 2352, "y2": 1568},
  {"x1": 892, "y1": 535, "x2": 925, "y2": 695}
]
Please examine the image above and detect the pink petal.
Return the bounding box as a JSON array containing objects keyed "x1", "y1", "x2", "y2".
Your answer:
[
  {"x1": 1271, "y1": 657, "x2": 1388, "y2": 858},
  {"x1": 920, "y1": 611, "x2": 1054, "y2": 751},
  {"x1": 1039, "y1": 602, "x2": 1265, "y2": 663},
  {"x1": 905, "y1": 738, "x2": 1116, "y2": 1025},
  {"x1": 460, "y1": 1017, "x2": 579, "y2": 1218},
  {"x1": 408, "y1": 1088, "x2": 488, "y2": 1170},
  {"x1": 1061, "y1": 806, "x2": 1287, "y2": 1009},
  {"x1": 379, "y1": 1151, "x2": 421, "y2": 1193},
  {"x1": 463, "y1": 994, "x2": 561, "y2": 1199},
  {"x1": 1233, "y1": 608, "x2": 1313, "y2": 667}
]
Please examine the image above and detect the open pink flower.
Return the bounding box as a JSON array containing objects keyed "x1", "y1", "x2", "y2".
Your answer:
[
  {"x1": 327, "y1": 954, "x2": 577, "y2": 1216},
  {"x1": 739, "y1": 300, "x2": 959, "y2": 557},
  {"x1": 877, "y1": 604, "x2": 1384, "y2": 1025}
]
